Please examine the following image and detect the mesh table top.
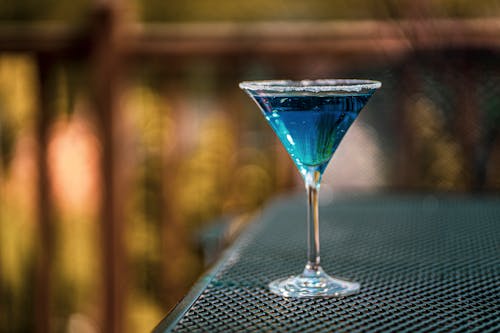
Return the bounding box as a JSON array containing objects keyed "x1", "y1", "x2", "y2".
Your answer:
[{"x1": 155, "y1": 194, "x2": 500, "y2": 333}]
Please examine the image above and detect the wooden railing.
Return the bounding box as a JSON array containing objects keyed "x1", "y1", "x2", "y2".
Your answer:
[
  {"x1": 2, "y1": 18, "x2": 500, "y2": 55},
  {"x1": 1, "y1": 3, "x2": 500, "y2": 332}
]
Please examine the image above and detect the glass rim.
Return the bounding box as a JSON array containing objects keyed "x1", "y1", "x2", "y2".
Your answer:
[{"x1": 239, "y1": 79, "x2": 381, "y2": 93}]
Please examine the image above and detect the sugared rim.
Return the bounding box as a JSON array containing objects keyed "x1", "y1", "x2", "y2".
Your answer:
[{"x1": 239, "y1": 79, "x2": 381, "y2": 93}]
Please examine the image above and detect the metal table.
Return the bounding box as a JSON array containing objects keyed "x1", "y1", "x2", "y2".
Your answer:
[{"x1": 154, "y1": 194, "x2": 500, "y2": 332}]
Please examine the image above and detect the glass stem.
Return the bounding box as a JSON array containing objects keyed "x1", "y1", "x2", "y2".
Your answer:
[{"x1": 305, "y1": 170, "x2": 321, "y2": 272}]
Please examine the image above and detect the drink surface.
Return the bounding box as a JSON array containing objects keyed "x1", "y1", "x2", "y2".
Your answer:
[{"x1": 253, "y1": 94, "x2": 372, "y2": 177}]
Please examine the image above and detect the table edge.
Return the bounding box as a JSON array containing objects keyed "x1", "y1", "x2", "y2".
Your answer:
[{"x1": 151, "y1": 207, "x2": 268, "y2": 333}]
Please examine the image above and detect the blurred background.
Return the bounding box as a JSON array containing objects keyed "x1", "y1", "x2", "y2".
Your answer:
[{"x1": 1, "y1": 0, "x2": 500, "y2": 332}]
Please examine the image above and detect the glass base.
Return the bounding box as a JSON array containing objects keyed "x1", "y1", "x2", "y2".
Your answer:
[{"x1": 269, "y1": 266, "x2": 360, "y2": 298}]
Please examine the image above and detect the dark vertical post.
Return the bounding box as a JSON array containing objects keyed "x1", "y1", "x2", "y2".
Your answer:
[
  {"x1": 90, "y1": 1, "x2": 125, "y2": 332},
  {"x1": 34, "y1": 54, "x2": 54, "y2": 333},
  {"x1": 394, "y1": 59, "x2": 420, "y2": 188},
  {"x1": 451, "y1": 53, "x2": 482, "y2": 190}
]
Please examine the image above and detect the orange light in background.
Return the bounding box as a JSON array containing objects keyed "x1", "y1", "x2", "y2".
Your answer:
[{"x1": 48, "y1": 112, "x2": 101, "y2": 217}]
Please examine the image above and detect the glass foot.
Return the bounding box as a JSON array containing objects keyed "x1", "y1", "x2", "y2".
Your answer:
[{"x1": 269, "y1": 266, "x2": 360, "y2": 298}]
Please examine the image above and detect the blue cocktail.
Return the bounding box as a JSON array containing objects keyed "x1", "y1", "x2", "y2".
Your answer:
[{"x1": 240, "y1": 79, "x2": 381, "y2": 297}]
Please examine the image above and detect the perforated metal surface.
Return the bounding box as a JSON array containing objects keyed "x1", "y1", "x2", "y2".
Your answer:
[{"x1": 156, "y1": 195, "x2": 500, "y2": 332}]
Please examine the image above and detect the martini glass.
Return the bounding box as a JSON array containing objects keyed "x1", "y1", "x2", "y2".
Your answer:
[{"x1": 239, "y1": 79, "x2": 381, "y2": 298}]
